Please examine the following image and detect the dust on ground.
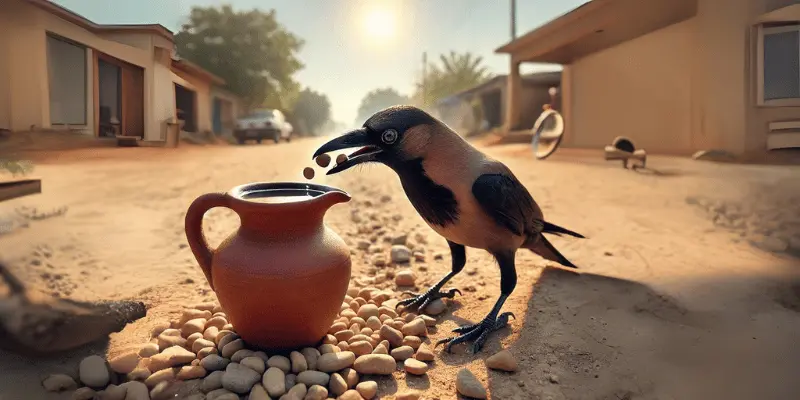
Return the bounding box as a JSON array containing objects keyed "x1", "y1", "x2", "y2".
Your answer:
[{"x1": 1, "y1": 138, "x2": 799, "y2": 400}]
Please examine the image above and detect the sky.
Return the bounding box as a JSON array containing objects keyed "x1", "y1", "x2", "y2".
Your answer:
[{"x1": 52, "y1": 0, "x2": 589, "y2": 124}]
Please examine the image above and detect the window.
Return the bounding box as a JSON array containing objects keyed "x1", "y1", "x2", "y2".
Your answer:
[
  {"x1": 759, "y1": 24, "x2": 800, "y2": 105},
  {"x1": 46, "y1": 34, "x2": 87, "y2": 125}
]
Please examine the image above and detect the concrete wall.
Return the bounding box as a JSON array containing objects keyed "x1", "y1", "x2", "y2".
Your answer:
[
  {"x1": 567, "y1": 18, "x2": 695, "y2": 153},
  {"x1": 0, "y1": 10, "x2": 11, "y2": 130}
]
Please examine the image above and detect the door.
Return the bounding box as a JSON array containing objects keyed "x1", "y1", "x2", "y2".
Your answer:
[
  {"x1": 121, "y1": 66, "x2": 144, "y2": 137},
  {"x1": 212, "y1": 97, "x2": 222, "y2": 134}
]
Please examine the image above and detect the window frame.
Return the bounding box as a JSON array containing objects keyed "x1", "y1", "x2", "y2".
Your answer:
[{"x1": 757, "y1": 23, "x2": 800, "y2": 107}]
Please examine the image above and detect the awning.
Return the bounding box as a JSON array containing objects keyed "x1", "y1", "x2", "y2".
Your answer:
[
  {"x1": 171, "y1": 71, "x2": 196, "y2": 91},
  {"x1": 756, "y1": 4, "x2": 800, "y2": 23}
]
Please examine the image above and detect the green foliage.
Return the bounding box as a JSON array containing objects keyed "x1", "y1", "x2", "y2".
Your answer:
[
  {"x1": 356, "y1": 88, "x2": 410, "y2": 124},
  {"x1": 0, "y1": 159, "x2": 34, "y2": 177},
  {"x1": 174, "y1": 5, "x2": 304, "y2": 110},
  {"x1": 291, "y1": 88, "x2": 332, "y2": 136},
  {"x1": 414, "y1": 51, "x2": 492, "y2": 109}
]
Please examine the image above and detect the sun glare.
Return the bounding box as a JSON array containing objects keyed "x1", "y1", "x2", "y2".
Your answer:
[{"x1": 363, "y1": 7, "x2": 396, "y2": 42}]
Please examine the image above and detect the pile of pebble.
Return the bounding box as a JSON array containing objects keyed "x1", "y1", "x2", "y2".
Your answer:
[{"x1": 40, "y1": 285, "x2": 518, "y2": 400}]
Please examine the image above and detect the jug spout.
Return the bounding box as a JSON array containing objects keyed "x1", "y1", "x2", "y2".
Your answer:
[{"x1": 316, "y1": 190, "x2": 351, "y2": 210}]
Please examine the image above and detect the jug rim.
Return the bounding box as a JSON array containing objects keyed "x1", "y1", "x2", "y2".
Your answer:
[{"x1": 229, "y1": 181, "x2": 349, "y2": 204}]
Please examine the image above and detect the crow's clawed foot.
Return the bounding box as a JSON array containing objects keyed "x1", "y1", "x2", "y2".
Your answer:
[
  {"x1": 435, "y1": 312, "x2": 515, "y2": 354},
  {"x1": 396, "y1": 287, "x2": 462, "y2": 313}
]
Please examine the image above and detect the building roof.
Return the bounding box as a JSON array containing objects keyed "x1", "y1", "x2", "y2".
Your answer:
[
  {"x1": 25, "y1": 0, "x2": 174, "y2": 41},
  {"x1": 436, "y1": 71, "x2": 561, "y2": 106},
  {"x1": 495, "y1": 0, "x2": 697, "y2": 64},
  {"x1": 171, "y1": 56, "x2": 227, "y2": 86}
]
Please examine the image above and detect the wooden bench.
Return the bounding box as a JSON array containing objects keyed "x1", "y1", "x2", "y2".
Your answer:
[{"x1": 0, "y1": 179, "x2": 42, "y2": 202}]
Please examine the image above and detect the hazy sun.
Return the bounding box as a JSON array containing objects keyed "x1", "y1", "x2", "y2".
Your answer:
[{"x1": 363, "y1": 7, "x2": 396, "y2": 42}]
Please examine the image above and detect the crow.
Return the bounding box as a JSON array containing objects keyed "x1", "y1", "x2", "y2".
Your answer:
[{"x1": 313, "y1": 105, "x2": 585, "y2": 353}]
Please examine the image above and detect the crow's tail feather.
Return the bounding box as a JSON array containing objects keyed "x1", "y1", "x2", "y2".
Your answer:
[
  {"x1": 526, "y1": 235, "x2": 578, "y2": 269},
  {"x1": 542, "y1": 221, "x2": 585, "y2": 238}
]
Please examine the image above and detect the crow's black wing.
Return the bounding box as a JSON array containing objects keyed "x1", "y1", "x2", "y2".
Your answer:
[{"x1": 471, "y1": 173, "x2": 541, "y2": 236}]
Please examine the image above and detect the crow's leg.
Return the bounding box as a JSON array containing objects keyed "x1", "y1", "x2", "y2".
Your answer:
[
  {"x1": 397, "y1": 240, "x2": 465, "y2": 313},
  {"x1": 436, "y1": 250, "x2": 517, "y2": 354}
]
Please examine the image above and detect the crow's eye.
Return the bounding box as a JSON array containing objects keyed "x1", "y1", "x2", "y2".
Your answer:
[{"x1": 381, "y1": 129, "x2": 398, "y2": 145}]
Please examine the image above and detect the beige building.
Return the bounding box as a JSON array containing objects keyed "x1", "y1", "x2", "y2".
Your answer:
[
  {"x1": 0, "y1": 0, "x2": 243, "y2": 144},
  {"x1": 497, "y1": 0, "x2": 800, "y2": 155}
]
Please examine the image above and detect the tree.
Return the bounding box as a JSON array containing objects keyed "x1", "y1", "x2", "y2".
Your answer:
[
  {"x1": 356, "y1": 88, "x2": 410, "y2": 124},
  {"x1": 290, "y1": 88, "x2": 331, "y2": 136},
  {"x1": 174, "y1": 6, "x2": 304, "y2": 110},
  {"x1": 413, "y1": 51, "x2": 492, "y2": 109}
]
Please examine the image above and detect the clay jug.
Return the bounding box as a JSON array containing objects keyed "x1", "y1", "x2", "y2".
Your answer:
[{"x1": 184, "y1": 182, "x2": 351, "y2": 350}]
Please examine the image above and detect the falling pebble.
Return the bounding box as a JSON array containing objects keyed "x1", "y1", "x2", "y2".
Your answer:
[
  {"x1": 336, "y1": 154, "x2": 348, "y2": 165},
  {"x1": 303, "y1": 167, "x2": 315, "y2": 180},
  {"x1": 316, "y1": 154, "x2": 331, "y2": 168}
]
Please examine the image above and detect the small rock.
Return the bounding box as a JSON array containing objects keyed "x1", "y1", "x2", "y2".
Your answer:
[
  {"x1": 297, "y1": 370, "x2": 330, "y2": 387},
  {"x1": 228, "y1": 349, "x2": 253, "y2": 363},
  {"x1": 370, "y1": 254, "x2": 387, "y2": 267},
  {"x1": 287, "y1": 383, "x2": 308, "y2": 399},
  {"x1": 197, "y1": 347, "x2": 218, "y2": 360},
  {"x1": 486, "y1": 350, "x2": 518, "y2": 372},
  {"x1": 396, "y1": 390, "x2": 422, "y2": 400},
  {"x1": 222, "y1": 362, "x2": 261, "y2": 394},
  {"x1": 200, "y1": 354, "x2": 230, "y2": 372},
  {"x1": 413, "y1": 252, "x2": 425, "y2": 262},
  {"x1": 206, "y1": 388, "x2": 237, "y2": 400},
  {"x1": 138, "y1": 343, "x2": 160, "y2": 358},
  {"x1": 120, "y1": 381, "x2": 149, "y2": 400},
  {"x1": 221, "y1": 338, "x2": 245, "y2": 358},
  {"x1": 403, "y1": 359, "x2": 428, "y2": 375},
  {"x1": 289, "y1": 351, "x2": 308, "y2": 374},
  {"x1": 300, "y1": 348, "x2": 321, "y2": 371},
  {"x1": 380, "y1": 195, "x2": 391, "y2": 203},
  {"x1": 353, "y1": 354, "x2": 395, "y2": 375},
  {"x1": 390, "y1": 346, "x2": 414, "y2": 361},
  {"x1": 371, "y1": 343, "x2": 389, "y2": 355},
  {"x1": 390, "y1": 245, "x2": 412, "y2": 263},
  {"x1": 149, "y1": 346, "x2": 197, "y2": 371},
  {"x1": 249, "y1": 384, "x2": 271, "y2": 400},
  {"x1": 304, "y1": 384, "x2": 328, "y2": 400},
  {"x1": 79, "y1": 355, "x2": 110, "y2": 387},
  {"x1": 176, "y1": 365, "x2": 207, "y2": 380},
  {"x1": 268, "y1": 355, "x2": 292, "y2": 373},
  {"x1": 549, "y1": 374, "x2": 560, "y2": 384},
  {"x1": 414, "y1": 343, "x2": 435, "y2": 361},
  {"x1": 433, "y1": 252, "x2": 445, "y2": 260},
  {"x1": 317, "y1": 351, "x2": 356, "y2": 372},
  {"x1": 423, "y1": 299, "x2": 447, "y2": 315},
  {"x1": 72, "y1": 387, "x2": 97, "y2": 400},
  {"x1": 329, "y1": 373, "x2": 348, "y2": 396},
  {"x1": 357, "y1": 240, "x2": 371, "y2": 250},
  {"x1": 394, "y1": 270, "x2": 415, "y2": 286},
  {"x1": 263, "y1": 367, "x2": 287, "y2": 397},
  {"x1": 99, "y1": 383, "x2": 127, "y2": 400},
  {"x1": 401, "y1": 318, "x2": 427, "y2": 337},
  {"x1": 42, "y1": 374, "x2": 77, "y2": 392},
  {"x1": 338, "y1": 389, "x2": 365, "y2": 400},
  {"x1": 144, "y1": 368, "x2": 176, "y2": 389},
  {"x1": 201, "y1": 370, "x2": 225, "y2": 392},
  {"x1": 182, "y1": 318, "x2": 207, "y2": 337},
  {"x1": 357, "y1": 304, "x2": 379, "y2": 320},
  {"x1": 391, "y1": 233, "x2": 408, "y2": 245},
  {"x1": 419, "y1": 315, "x2": 437, "y2": 327},
  {"x1": 241, "y1": 356, "x2": 266, "y2": 374},
  {"x1": 379, "y1": 324, "x2": 404, "y2": 347},
  {"x1": 192, "y1": 338, "x2": 216, "y2": 353},
  {"x1": 285, "y1": 373, "x2": 297, "y2": 389},
  {"x1": 456, "y1": 368, "x2": 487, "y2": 399},
  {"x1": 355, "y1": 381, "x2": 377, "y2": 399}
]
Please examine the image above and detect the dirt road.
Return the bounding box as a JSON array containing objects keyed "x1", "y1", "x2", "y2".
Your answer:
[{"x1": 1, "y1": 138, "x2": 799, "y2": 399}]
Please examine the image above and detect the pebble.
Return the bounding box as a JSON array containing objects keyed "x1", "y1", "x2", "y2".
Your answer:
[
  {"x1": 120, "y1": 381, "x2": 150, "y2": 400},
  {"x1": 263, "y1": 367, "x2": 287, "y2": 397},
  {"x1": 390, "y1": 346, "x2": 414, "y2": 361},
  {"x1": 241, "y1": 356, "x2": 267, "y2": 374},
  {"x1": 390, "y1": 233, "x2": 408, "y2": 245},
  {"x1": 127, "y1": 362, "x2": 152, "y2": 381},
  {"x1": 419, "y1": 315, "x2": 437, "y2": 327},
  {"x1": 415, "y1": 344, "x2": 435, "y2": 361},
  {"x1": 200, "y1": 354, "x2": 230, "y2": 371},
  {"x1": 222, "y1": 362, "x2": 261, "y2": 394},
  {"x1": 390, "y1": 245, "x2": 412, "y2": 263},
  {"x1": 303, "y1": 167, "x2": 315, "y2": 180},
  {"x1": 433, "y1": 252, "x2": 445, "y2": 260},
  {"x1": 157, "y1": 334, "x2": 187, "y2": 351},
  {"x1": 138, "y1": 343, "x2": 160, "y2": 358},
  {"x1": 486, "y1": 349, "x2": 519, "y2": 372},
  {"x1": 402, "y1": 336, "x2": 422, "y2": 349},
  {"x1": 349, "y1": 340, "x2": 373, "y2": 356},
  {"x1": 79, "y1": 355, "x2": 110, "y2": 387},
  {"x1": 108, "y1": 352, "x2": 141, "y2": 375},
  {"x1": 338, "y1": 389, "x2": 365, "y2": 400},
  {"x1": 396, "y1": 390, "x2": 422, "y2": 400},
  {"x1": 297, "y1": 370, "x2": 330, "y2": 387},
  {"x1": 150, "y1": 321, "x2": 171, "y2": 338},
  {"x1": 357, "y1": 304, "x2": 380, "y2": 320},
  {"x1": 201, "y1": 370, "x2": 225, "y2": 392},
  {"x1": 176, "y1": 365, "x2": 207, "y2": 380},
  {"x1": 197, "y1": 347, "x2": 218, "y2": 360},
  {"x1": 355, "y1": 381, "x2": 377, "y2": 399},
  {"x1": 329, "y1": 373, "x2": 348, "y2": 396},
  {"x1": 42, "y1": 374, "x2": 77, "y2": 392},
  {"x1": 99, "y1": 383, "x2": 126, "y2": 400},
  {"x1": 336, "y1": 154, "x2": 348, "y2": 165},
  {"x1": 192, "y1": 338, "x2": 216, "y2": 353},
  {"x1": 144, "y1": 368, "x2": 176, "y2": 389},
  {"x1": 301, "y1": 348, "x2": 321, "y2": 371},
  {"x1": 72, "y1": 387, "x2": 97, "y2": 400},
  {"x1": 401, "y1": 318, "x2": 427, "y2": 337},
  {"x1": 186, "y1": 332, "x2": 203, "y2": 349},
  {"x1": 356, "y1": 240, "x2": 371, "y2": 250},
  {"x1": 182, "y1": 318, "x2": 207, "y2": 337},
  {"x1": 394, "y1": 270, "x2": 415, "y2": 286},
  {"x1": 285, "y1": 373, "x2": 297, "y2": 389},
  {"x1": 221, "y1": 338, "x2": 245, "y2": 358},
  {"x1": 456, "y1": 368, "x2": 487, "y2": 399},
  {"x1": 288, "y1": 351, "x2": 308, "y2": 373},
  {"x1": 353, "y1": 354, "x2": 396, "y2": 375},
  {"x1": 315, "y1": 154, "x2": 331, "y2": 168},
  {"x1": 403, "y1": 359, "x2": 428, "y2": 375},
  {"x1": 413, "y1": 252, "x2": 425, "y2": 262},
  {"x1": 231, "y1": 349, "x2": 255, "y2": 363},
  {"x1": 206, "y1": 388, "x2": 236, "y2": 400},
  {"x1": 288, "y1": 383, "x2": 308, "y2": 399},
  {"x1": 149, "y1": 346, "x2": 196, "y2": 371},
  {"x1": 379, "y1": 324, "x2": 404, "y2": 347},
  {"x1": 549, "y1": 374, "x2": 560, "y2": 384},
  {"x1": 370, "y1": 254, "x2": 387, "y2": 267},
  {"x1": 305, "y1": 384, "x2": 329, "y2": 400},
  {"x1": 268, "y1": 355, "x2": 292, "y2": 373},
  {"x1": 317, "y1": 351, "x2": 356, "y2": 372},
  {"x1": 206, "y1": 316, "x2": 228, "y2": 330},
  {"x1": 423, "y1": 299, "x2": 447, "y2": 315},
  {"x1": 249, "y1": 384, "x2": 271, "y2": 400}
]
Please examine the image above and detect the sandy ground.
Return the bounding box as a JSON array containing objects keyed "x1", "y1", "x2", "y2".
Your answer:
[{"x1": 1, "y1": 138, "x2": 799, "y2": 400}]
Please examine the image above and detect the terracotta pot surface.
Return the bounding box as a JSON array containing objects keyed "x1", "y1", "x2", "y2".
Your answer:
[{"x1": 185, "y1": 182, "x2": 352, "y2": 350}]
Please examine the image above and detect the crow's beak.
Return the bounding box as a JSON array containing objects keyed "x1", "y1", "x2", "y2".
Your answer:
[{"x1": 312, "y1": 128, "x2": 382, "y2": 175}]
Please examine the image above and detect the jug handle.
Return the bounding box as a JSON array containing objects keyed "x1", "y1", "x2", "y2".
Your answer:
[{"x1": 185, "y1": 192, "x2": 229, "y2": 290}]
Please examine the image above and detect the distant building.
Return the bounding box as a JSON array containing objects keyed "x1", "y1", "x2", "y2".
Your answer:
[
  {"x1": 0, "y1": 0, "x2": 244, "y2": 144},
  {"x1": 497, "y1": 0, "x2": 800, "y2": 155}
]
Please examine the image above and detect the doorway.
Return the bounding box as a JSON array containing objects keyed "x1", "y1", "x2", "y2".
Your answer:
[
  {"x1": 175, "y1": 84, "x2": 197, "y2": 133},
  {"x1": 480, "y1": 89, "x2": 503, "y2": 129},
  {"x1": 94, "y1": 52, "x2": 144, "y2": 138},
  {"x1": 97, "y1": 59, "x2": 121, "y2": 137},
  {"x1": 212, "y1": 97, "x2": 223, "y2": 134}
]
